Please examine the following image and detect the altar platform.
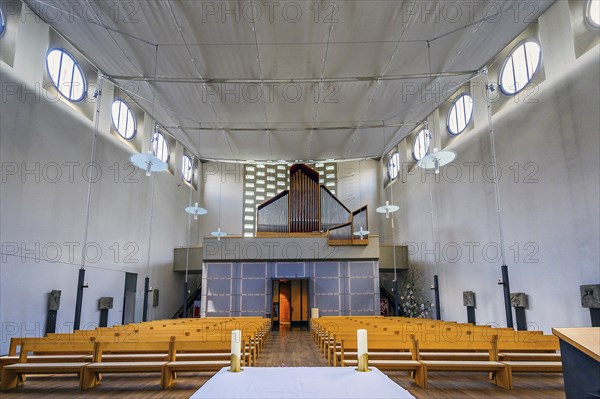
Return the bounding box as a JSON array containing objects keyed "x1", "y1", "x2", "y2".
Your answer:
[{"x1": 190, "y1": 366, "x2": 415, "y2": 399}]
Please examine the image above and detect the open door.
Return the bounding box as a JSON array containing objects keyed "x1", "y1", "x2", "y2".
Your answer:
[
  {"x1": 279, "y1": 280, "x2": 291, "y2": 325},
  {"x1": 273, "y1": 279, "x2": 309, "y2": 328}
]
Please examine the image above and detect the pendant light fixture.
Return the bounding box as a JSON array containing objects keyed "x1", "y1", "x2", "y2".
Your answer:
[
  {"x1": 417, "y1": 146, "x2": 456, "y2": 175},
  {"x1": 376, "y1": 201, "x2": 399, "y2": 219},
  {"x1": 420, "y1": 40, "x2": 455, "y2": 320},
  {"x1": 483, "y1": 66, "x2": 513, "y2": 329},
  {"x1": 129, "y1": 46, "x2": 168, "y2": 177},
  {"x1": 182, "y1": 157, "x2": 196, "y2": 319},
  {"x1": 130, "y1": 132, "x2": 168, "y2": 176},
  {"x1": 184, "y1": 158, "x2": 208, "y2": 220},
  {"x1": 73, "y1": 76, "x2": 105, "y2": 331},
  {"x1": 417, "y1": 41, "x2": 456, "y2": 174},
  {"x1": 211, "y1": 179, "x2": 228, "y2": 240},
  {"x1": 185, "y1": 202, "x2": 208, "y2": 220},
  {"x1": 353, "y1": 159, "x2": 370, "y2": 238}
]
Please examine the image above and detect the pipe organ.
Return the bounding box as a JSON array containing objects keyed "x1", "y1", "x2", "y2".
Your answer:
[{"x1": 256, "y1": 164, "x2": 368, "y2": 245}]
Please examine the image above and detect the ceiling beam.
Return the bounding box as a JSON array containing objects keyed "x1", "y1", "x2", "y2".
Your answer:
[
  {"x1": 170, "y1": 122, "x2": 420, "y2": 132},
  {"x1": 110, "y1": 71, "x2": 477, "y2": 85}
]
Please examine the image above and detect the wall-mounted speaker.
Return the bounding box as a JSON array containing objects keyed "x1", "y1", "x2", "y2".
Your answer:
[
  {"x1": 463, "y1": 291, "x2": 476, "y2": 307},
  {"x1": 99, "y1": 297, "x2": 113, "y2": 310},
  {"x1": 510, "y1": 292, "x2": 528, "y2": 308},
  {"x1": 48, "y1": 290, "x2": 61, "y2": 311}
]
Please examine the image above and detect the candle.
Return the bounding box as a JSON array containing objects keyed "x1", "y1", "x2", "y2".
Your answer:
[
  {"x1": 231, "y1": 329, "x2": 242, "y2": 359},
  {"x1": 357, "y1": 329, "x2": 368, "y2": 357},
  {"x1": 311, "y1": 308, "x2": 319, "y2": 319}
]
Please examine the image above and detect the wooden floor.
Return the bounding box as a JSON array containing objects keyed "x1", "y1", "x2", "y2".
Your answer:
[{"x1": 1, "y1": 326, "x2": 565, "y2": 398}]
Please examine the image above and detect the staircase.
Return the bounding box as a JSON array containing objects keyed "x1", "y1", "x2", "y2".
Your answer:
[
  {"x1": 379, "y1": 282, "x2": 399, "y2": 316},
  {"x1": 171, "y1": 284, "x2": 202, "y2": 318}
]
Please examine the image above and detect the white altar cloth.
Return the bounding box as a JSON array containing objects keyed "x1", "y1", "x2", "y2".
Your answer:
[{"x1": 189, "y1": 367, "x2": 415, "y2": 399}]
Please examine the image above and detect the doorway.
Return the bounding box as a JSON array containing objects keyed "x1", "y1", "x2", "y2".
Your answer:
[
  {"x1": 272, "y1": 279, "x2": 309, "y2": 328},
  {"x1": 122, "y1": 273, "x2": 137, "y2": 324}
]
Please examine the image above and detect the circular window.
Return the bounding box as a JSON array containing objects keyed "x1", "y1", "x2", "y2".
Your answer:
[
  {"x1": 587, "y1": 0, "x2": 600, "y2": 28},
  {"x1": 499, "y1": 40, "x2": 541, "y2": 96},
  {"x1": 182, "y1": 155, "x2": 193, "y2": 182},
  {"x1": 388, "y1": 153, "x2": 400, "y2": 180},
  {"x1": 46, "y1": 48, "x2": 87, "y2": 102},
  {"x1": 413, "y1": 128, "x2": 431, "y2": 161},
  {"x1": 0, "y1": 7, "x2": 6, "y2": 37},
  {"x1": 152, "y1": 132, "x2": 170, "y2": 163},
  {"x1": 447, "y1": 94, "x2": 473, "y2": 135},
  {"x1": 111, "y1": 100, "x2": 136, "y2": 140}
]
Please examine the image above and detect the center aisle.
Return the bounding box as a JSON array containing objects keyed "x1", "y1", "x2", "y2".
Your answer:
[{"x1": 255, "y1": 326, "x2": 328, "y2": 367}]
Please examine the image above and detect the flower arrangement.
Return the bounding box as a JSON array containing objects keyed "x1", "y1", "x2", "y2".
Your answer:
[{"x1": 399, "y1": 266, "x2": 432, "y2": 318}]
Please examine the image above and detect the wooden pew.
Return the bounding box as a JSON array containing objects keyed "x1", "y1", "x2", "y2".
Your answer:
[
  {"x1": 342, "y1": 337, "x2": 426, "y2": 388},
  {"x1": 80, "y1": 340, "x2": 172, "y2": 390},
  {"x1": 0, "y1": 341, "x2": 94, "y2": 391},
  {"x1": 162, "y1": 339, "x2": 238, "y2": 388},
  {"x1": 414, "y1": 335, "x2": 511, "y2": 389}
]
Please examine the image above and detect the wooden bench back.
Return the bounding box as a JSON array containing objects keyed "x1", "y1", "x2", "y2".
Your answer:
[{"x1": 19, "y1": 341, "x2": 95, "y2": 362}]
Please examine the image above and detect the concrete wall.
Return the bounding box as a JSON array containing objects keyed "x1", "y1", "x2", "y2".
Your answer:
[
  {"x1": 336, "y1": 159, "x2": 383, "y2": 236},
  {"x1": 385, "y1": 2, "x2": 599, "y2": 332},
  {"x1": 0, "y1": 6, "x2": 201, "y2": 354}
]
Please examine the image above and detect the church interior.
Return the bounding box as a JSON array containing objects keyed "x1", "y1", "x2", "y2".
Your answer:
[{"x1": 0, "y1": 0, "x2": 599, "y2": 398}]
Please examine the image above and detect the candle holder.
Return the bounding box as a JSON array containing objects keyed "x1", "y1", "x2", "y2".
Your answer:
[
  {"x1": 228, "y1": 353, "x2": 242, "y2": 372},
  {"x1": 228, "y1": 331, "x2": 243, "y2": 372},
  {"x1": 356, "y1": 353, "x2": 371, "y2": 372},
  {"x1": 356, "y1": 329, "x2": 371, "y2": 372}
]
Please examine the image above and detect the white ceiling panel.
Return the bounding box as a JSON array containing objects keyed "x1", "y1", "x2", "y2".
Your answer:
[
  {"x1": 258, "y1": 44, "x2": 326, "y2": 79},
  {"x1": 316, "y1": 81, "x2": 376, "y2": 122},
  {"x1": 157, "y1": 44, "x2": 261, "y2": 79},
  {"x1": 264, "y1": 82, "x2": 319, "y2": 125},
  {"x1": 323, "y1": 42, "x2": 397, "y2": 77},
  {"x1": 190, "y1": 129, "x2": 236, "y2": 160},
  {"x1": 207, "y1": 86, "x2": 269, "y2": 124},
  {"x1": 23, "y1": 0, "x2": 555, "y2": 161},
  {"x1": 228, "y1": 130, "x2": 273, "y2": 160},
  {"x1": 251, "y1": 0, "x2": 333, "y2": 44},
  {"x1": 269, "y1": 130, "x2": 312, "y2": 161},
  {"x1": 309, "y1": 128, "x2": 356, "y2": 160},
  {"x1": 153, "y1": 82, "x2": 220, "y2": 125},
  {"x1": 328, "y1": 1, "x2": 407, "y2": 43}
]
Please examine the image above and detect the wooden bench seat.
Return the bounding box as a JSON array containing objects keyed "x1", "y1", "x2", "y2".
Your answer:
[
  {"x1": 0, "y1": 341, "x2": 95, "y2": 391},
  {"x1": 161, "y1": 339, "x2": 239, "y2": 388},
  {"x1": 342, "y1": 359, "x2": 425, "y2": 387},
  {"x1": 502, "y1": 361, "x2": 563, "y2": 373},
  {"x1": 1, "y1": 362, "x2": 90, "y2": 390},
  {"x1": 499, "y1": 352, "x2": 561, "y2": 361},
  {"x1": 81, "y1": 361, "x2": 167, "y2": 390},
  {"x1": 162, "y1": 361, "x2": 230, "y2": 388},
  {"x1": 415, "y1": 335, "x2": 512, "y2": 389},
  {"x1": 82, "y1": 353, "x2": 169, "y2": 362},
  {"x1": 80, "y1": 340, "x2": 172, "y2": 390}
]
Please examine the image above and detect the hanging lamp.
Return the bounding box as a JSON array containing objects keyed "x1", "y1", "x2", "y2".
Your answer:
[
  {"x1": 353, "y1": 160, "x2": 370, "y2": 237},
  {"x1": 129, "y1": 45, "x2": 167, "y2": 177},
  {"x1": 210, "y1": 175, "x2": 228, "y2": 240},
  {"x1": 376, "y1": 201, "x2": 399, "y2": 219},
  {"x1": 417, "y1": 41, "x2": 457, "y2": 174},
  {"x1": 130, "y1": 127, "x2": 168, "y2": 176},
  {"x1": 185, "y1": 202, "x2": 207, "y2": 220}
]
